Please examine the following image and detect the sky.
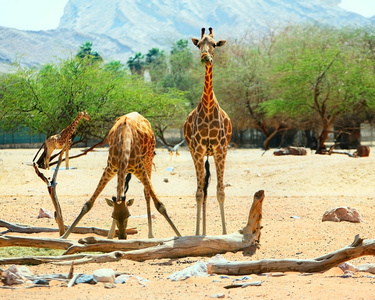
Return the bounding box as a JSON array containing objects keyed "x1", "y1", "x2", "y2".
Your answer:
[{"x1": 0, "y1": 0, "x2": 373, "y2": 31}]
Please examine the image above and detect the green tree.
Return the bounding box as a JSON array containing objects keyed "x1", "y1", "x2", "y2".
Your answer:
[
  {"x1": 76, "y1": 41, "x2": 103, "y2": 63},
  {"x1": 127, "y1": 52, "x2": 145, "y2": 75},
  {"x1": 262, "y1": 25, "x2": 375, "y2": 152},
  {"x1": 0, "y1": 54, "x2": 188, "y2": 143}
]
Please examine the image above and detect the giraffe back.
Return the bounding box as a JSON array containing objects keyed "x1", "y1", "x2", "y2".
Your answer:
[{"x1": 107, "y1": 112, "x2": 155, "y2": 176}]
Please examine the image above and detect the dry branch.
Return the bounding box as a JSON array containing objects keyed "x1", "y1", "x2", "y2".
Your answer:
[
  {"x1": 33, "y1": 159, "x2": 65, "y2": 236},
  {"x1": 208, "y1": 235, "x2": 375, "y2": 275},
  {"x1": 0, "y1": 219, "x2": 137, "y2": 236}
]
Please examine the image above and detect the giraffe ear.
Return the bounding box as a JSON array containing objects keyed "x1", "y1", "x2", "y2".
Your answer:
[
  {"x1": 126, "y1": 198, "x2": 135, "y2": 207},
  {"x1": 215, "y1": 40, "x2": 226, "y2": 48},
  {"x1": 105, "y1": 198, "x2": 114, "y2": 207},
  {"x1": 192, "y1": 38, "x2": 199, "y2": 47}
]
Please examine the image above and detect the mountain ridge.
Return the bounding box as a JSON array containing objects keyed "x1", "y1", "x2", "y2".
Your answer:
[{"x1": 0, "y1": 0, "x2": 373, "y2": 72}]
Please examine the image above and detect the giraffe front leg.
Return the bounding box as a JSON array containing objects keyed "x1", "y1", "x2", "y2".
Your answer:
[
  {"x1": 193, "y1": 155, "x2": 206, "y2": 236},
  {"x1": 144, "y1": 188, "x2": 154, "y2": 238},
  {"x1": 60, "y1": 200, "x2": 94, "y2": 239}
]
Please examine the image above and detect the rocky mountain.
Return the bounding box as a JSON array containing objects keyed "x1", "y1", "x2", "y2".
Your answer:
[{"x1": 0, "y1": 0, "x2": 373, "y2": 72}]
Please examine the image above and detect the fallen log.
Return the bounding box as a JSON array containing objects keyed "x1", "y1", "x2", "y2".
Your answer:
[
  {"x1": 64, "y1": 236, "x2": 175, "y2": 255},
  {"x1": 0, "y1": 233, "x2": 258, "y2": 266},
  {"x1": 0, "y1": 219, "x2": 137, "y2": 236},
  {"x1": 208, "y1": 235, "x2": 375, "y2": 275},
  {"x1": 0, "y1": 190, "x2": 265, "y2": 266},
  {"x1": 0, "y1": 235, "x2": 78, "y2": 250}
]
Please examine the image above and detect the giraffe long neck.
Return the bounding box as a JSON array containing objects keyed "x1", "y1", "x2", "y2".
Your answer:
[
  {"x1": 201, "y1": 62, "x2": 215, "y2": 108},
  {"x1": 61, "y1": 113, "x2": 83, "y2": 138}
]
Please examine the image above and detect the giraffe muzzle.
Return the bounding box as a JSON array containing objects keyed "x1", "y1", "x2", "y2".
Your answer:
[{"x1": 201, "y1": 53, "x2": 211, "y2": 62}]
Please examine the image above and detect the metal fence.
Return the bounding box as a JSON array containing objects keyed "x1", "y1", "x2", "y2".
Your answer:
[{"x1": 1, "y1": 124, "x2": 374, "y2": 149}]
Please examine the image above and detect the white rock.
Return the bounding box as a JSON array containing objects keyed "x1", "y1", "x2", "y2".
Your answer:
[{"x1": 93, "y1": 269, "x2": 115, "y2": 283}]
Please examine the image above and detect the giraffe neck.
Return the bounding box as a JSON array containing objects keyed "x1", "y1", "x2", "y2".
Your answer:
[
  {"x1": 61, "y1": 113, "x2": 83, "y2": 138},
  {"x1": 201, "y1": 62, "x2": 215, "y2": 108}
]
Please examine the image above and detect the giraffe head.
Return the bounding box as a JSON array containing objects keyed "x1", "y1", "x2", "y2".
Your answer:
[
  {"x1": 192, "y1": 27, "x2": 226, "y2": 64},
  {"x1": 80, "y1": 109, "x2": 92, "y2": 122},
  {"x1": 106, "y1": 196, "x2": 134, "y2": 239}
]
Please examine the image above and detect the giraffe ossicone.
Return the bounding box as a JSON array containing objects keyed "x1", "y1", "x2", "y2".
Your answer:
[{"x1": 184, "y1": 27, "x2": 232, "y2": 236}]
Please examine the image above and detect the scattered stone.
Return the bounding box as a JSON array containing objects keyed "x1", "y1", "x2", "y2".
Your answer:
[
  {"x1": 33, "y1": 279, "x2": 49, "y2": 285},
  {"x1": 168, "y1": 261, "x2": 208, "y2": 281},
  {"x1": 2, "y1": 265, "x2": 33, "y2": 285},
  {"x1": 339, "y1": 262, "x2": 357, "y2": 272},
  {"x1": 163, "y1": 177, "x2": 169, "y2": 183},
  {"x1": 93, "y1": 269, "x2": 115, "y2": 283},
  {"x1": 115, "y1": 274, "x2": 148, "y2": 286},
  {"x1": 290, "y1": 216, "x2": 300, "y2": 219},
  {"x1": 75, "y1": 274, "x2": 97, "y2": 285},
  {"x1": 356, "y1": 264, "x2": 375, "y2": 274},
  {"x1": 339, "y1": 262, "x2": 375, "y2": 274},
  {"x1": 322, "y1": 206, "x2": 364, "y2": 223},
  {"x1": 104, "y1": 283, "x2": 116, "y2": 289},
  {"x1": 169, "y1": 255, "x2": 229, "y2": 281},
  {"x1": 341, "y1": 270, "x2": 355, "y2": 278},
  {"x1": 233, "y1": 276, "x2": 252, "y2": 282},
  {"x1": 37, "y1": 208, "x2": 53, "y2": 219},
  {"x1": 211, "y1": 293, "x2": 225, "y2": 298}
]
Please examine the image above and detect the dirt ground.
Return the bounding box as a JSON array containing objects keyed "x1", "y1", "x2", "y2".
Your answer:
[{"x1": 0, "y1": 146, "x2": 374, "y2": 299}]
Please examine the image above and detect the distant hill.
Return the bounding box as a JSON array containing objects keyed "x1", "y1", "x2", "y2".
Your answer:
[{"x1": 0, "y1": 0, "x2": 373, "y2": 72}]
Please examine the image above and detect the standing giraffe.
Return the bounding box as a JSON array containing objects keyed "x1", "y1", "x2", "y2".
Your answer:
[
  {"x1": 34, "y1": 110, "x2": 91, "y2": 170},
  {"x1": 61, "y1": 112, "x2": 181, "y2": 240},
  {"x1": 184, "y1": 28, "x2": 232, "y2": 236}
]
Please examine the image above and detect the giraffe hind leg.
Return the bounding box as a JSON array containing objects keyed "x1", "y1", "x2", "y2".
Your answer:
[{"x1": 202, "y1": 158, "x2": 210, "y2": 235}]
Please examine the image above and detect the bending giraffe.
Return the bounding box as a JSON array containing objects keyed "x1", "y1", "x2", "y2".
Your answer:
[
  {"x1": 61, "y1": 112, "x2": 181, "y2": 240},
  {"x1": 34, "y1": 110, "x2": 91, "y2": 170},
  {"x1": 184, "y1": 28, "x2": 232, "y2": 236}
]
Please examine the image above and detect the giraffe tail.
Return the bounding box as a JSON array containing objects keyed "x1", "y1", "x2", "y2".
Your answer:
[
  {"x1": 118, "y1": 121, "x2": 133, "y2": 199},
  {"x1": 203, "y1": 157, "x2": 211, "y2": 198}
]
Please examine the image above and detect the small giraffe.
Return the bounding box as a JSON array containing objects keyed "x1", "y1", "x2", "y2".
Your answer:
[
  {"x1": 35, "y1": 110, "x2": 91, "y2": 170},
  {"x1": 184, "y1": 27, "x2": 232, "y2": 236},
  {"x1": 61, "y1": 112, "x2": 181, "y2": 240}
]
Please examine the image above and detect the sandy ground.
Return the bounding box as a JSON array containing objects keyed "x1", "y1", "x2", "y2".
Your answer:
[{"x1": 0, "y1": 146, "x2": 374, "y2": 299}]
